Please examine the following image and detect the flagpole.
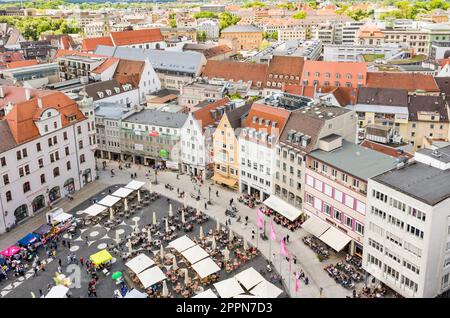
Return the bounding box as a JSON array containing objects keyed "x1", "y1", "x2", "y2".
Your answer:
[
  {"x1": 256, "y1": 225, "x2": 259, "y2": 249},
  {"x1": 288, "y1": 255, "x2": 291, "y2": 296}
]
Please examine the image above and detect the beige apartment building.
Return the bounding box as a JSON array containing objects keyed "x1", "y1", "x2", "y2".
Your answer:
[{"x1": 221, "y1": 25, "x2": 263, "y2": 51}]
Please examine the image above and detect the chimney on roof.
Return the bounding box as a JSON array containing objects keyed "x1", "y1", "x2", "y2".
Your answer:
[
  {"x1": 25, "y1": 88, "x2": 31, "y2": 101},
  {"x1": 0, "y1": 86, "x2": 4, "y2": 99},
  {"x1": 37, "y1": 97, "x2": 43, "y2": 109}
]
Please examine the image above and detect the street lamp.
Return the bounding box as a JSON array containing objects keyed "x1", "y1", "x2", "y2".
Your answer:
[
  {"x1": 208, "y1": 186, "x2": 212, "y2": 205},
  {"x1": 154, "y1": 167, "x2": 158, "y2": 185}
]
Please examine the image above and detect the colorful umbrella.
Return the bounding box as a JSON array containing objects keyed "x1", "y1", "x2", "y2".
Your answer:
[{"x1": 112, "y1": 272, "x2": 123, "y2": 280}]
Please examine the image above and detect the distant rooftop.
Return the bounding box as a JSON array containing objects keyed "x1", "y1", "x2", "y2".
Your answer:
[
  {"x1": 310, "y1": 140, "x2": 397, "y2": 181},
  {"x1": 123, "y1": 109, "x2": 188, "y2": 128},
  {"x1": 94, "y1": 102, "x2": 130, "y2": 120},
  {"x1": 373, "y1": 162, "x2": 450, "y2": 206},
  {"x1": 221, "y1": 24, "x2": 262, "y2": 33},
  {"x1": 416, "y1": 145, "x2": 450, "y2": 164}
]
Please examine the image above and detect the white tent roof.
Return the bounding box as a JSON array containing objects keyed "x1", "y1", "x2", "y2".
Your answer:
[
  {"x1": 124, "y1": 289, "x2": 147, "y2": 298},
  {"x1": 181, "y1": 245, "x2": 209, "y2": 264},
  {"x1": 52, "y1": 212, "x2": 73, "y2": 224},
  {"x1": 125, "y1": 253, "x2": 155, "y2": 274},
  {"x1": 250, "y1": 280, "x2": 283, "y2": 298},
  {"x1": 83, "y1": 204, "x2": 107, "y2": 216},
  {"x1": 192, "y1": 257, "x2": 221, "y2": 279},
  {"x1": 137, "y1": 266, "x2": 166, "y2": 289},
  {"x1": 213, "y1": 278, "x2": 245, "y2": 298},
  {"x1": 233, "y1": 294, "x2": 258, "y2": 298},
  {"x1": 168, "y1": 235, "x2": 196, "y2": 253},
  {"x1": 263, "y1": 195, "x2": 302, "y2": 221},
  {"x1": 98, "y1": 195, "x2": 122, "y2": 207},
  {"x1": 125, "y1": 180, "x2": 146, "y2": 191},
  {"x1": 111, "y1": 187, "x2": 134, "y2": 198},
  {"x1": 234, "y1": 267, "x2": 265, "y2": 290},
  {"x1": 192, "y1": 289, "x2": 218, "y2": 298},
  {"x1": 45, "y1": 285, "x2": 69, "y2": 298},
  {"x1": 318, "y1": 227, "x2": 351, "y2": 252},
  {"x1": 301, "y1": 216, "x2": 330, "y2": 238}
]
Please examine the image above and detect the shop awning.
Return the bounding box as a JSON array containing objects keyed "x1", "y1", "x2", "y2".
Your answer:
[
  {"x1": 124, "y1": 289, "x2": 147, "y2": 298},
  {"x1": 111, "y1": 187, "x2": 134, "y2": 198},
  {"x1": 233, "y1": 267, "x2": 265, "y2": 290},
  {"x1": 263, "y1": 196, "x2": 302, "y2": 221},
  {"x1": 45, "y1": 285, "x2": 69, "y2": 298},
  {"x1": 52, "y1": 212, "x2": 73, "y2": 224},
  {"x1": 98, "y1": 195, "x2": 122, "y2": 207},
  {"x1": 192, "y1": 257, "x2": 221, "y2": 279},
  {"x1": 83, "y1": 204, "x2": 107, "y2": 217},
  {"x1": 33, "y1": 224, "x2": 52, "y2": 236},
  {"x1": 90, "y1": 249, "x2": 113, "y2": 266},
  {"x1": 250, "y1": 280, "x2": 283, "y2": 298},
  {"x1": 125, "y1": 253, "x2": 155, "y2": 274},
  {"x1": 18, "y1": 233, "x2": 40, "y2": 246},
  {"x1": 125, "y1": 180, "x2": 145, "y2": 191},
  {"x1": 181, "y1": 245, "x2": 209, "y2": 264},
  {"x1": 213, "y1": 278, "x2": 246, "y2": 298},
  {"x1": 301, "y1": 216, "x2": 330, "y2": 238},
  {"x1": 0, "y1": 245, "x2": 21, "y2": 258},
  {"x1": 211, "y1": 174, "x2": 237, "y2": 187},
  {"x1": 137, "y1": 266, "x2": 166, "y2": 289},
  {"x1": 168, "y1": 235, "x2": 196, "y2": 253},
  {"x1": 318, "y1": 227, "x2": 352, "y2": 252},
  {"x1": 192, "y1": 289, "x2": 218, "y2": 298}
]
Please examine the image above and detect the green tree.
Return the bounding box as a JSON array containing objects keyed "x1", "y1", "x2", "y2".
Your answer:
[
  {"x1": 197, "y1": 31, "x2": 207, "y2": 42},
  {"x1": 219, "y1": 12, "x2": 241, "y2": 31},
  {"x1": 169, "y1": 19, "x2": 177, "y2": 29},
  {"x1": 292, "y1": 11, "x2": 307, "y2": 20},
  {"x1": 243, "y1": 1, "x2": 266, "y2": 8},
  {"x1": 276, "y1": 2, "x2": 295, "y2": 10},
  {"x1": 193, "y1": 11, "x2": 218, "y2": 19},
  {"x1": 308, "y1": 1, "x2": 318, "y2": 9}
]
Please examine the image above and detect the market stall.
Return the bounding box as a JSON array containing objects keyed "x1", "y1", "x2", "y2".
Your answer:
[
  {"x1": 250, "y1": 280, "x2": 283, "y2": 298},
  {"x1": 181, "y1": 245, "x2": 209, "y2": 264},
  {"x1": 49, "y1": 211, "x2": 74, "y2": 232},
  {"x1": 233, "y1": 267, "x2": 265, "y2": 291},
  {"x1": 168, "y1": 235, "x2": 196, "y2": 253},
  {"x1": 124, "y1": 289, "x2": 147, "y2": 298},
  {"x1": 33, "y1": 224, "x2": 54, "y2": 243},
  {"x1": 213, "y1": 277, "x2": 245, "y2": 298},
  {"x1": 125, "y1": 253, "x2": 155, "y2": 275},
  {"x1": 136, "y1": 266, "x2": 166, "y2": 289},
  {"x1": 125, "y1": 180, "x2": 146, "y2": 202},
  {"x1": 0, "y1": 245, "x2": 21, "y2": 258},
  {"x1": 83, "y1": 204, "x2": 107, "y2": 217},
  {"x1": 17, "y1": 233, "x2": 41, "y2": 248},
  {"x1": 90, "y1": 249, "x2": 113, "y2": 268},
  {"x1": 45, "y1": 285, "x2": 69, "y2": 298}
]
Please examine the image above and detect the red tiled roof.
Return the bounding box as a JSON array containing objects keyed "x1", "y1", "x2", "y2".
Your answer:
[
  {"x1": 110, "y1": 28, "x2": 163, "y2": 46},
  {"x1": 366, "y1": 72, "x2": 439, "y2": 92},
  {"x1": 244, "y1": 103, "x2": 290, "y2": 135},
  {"x1": 91, "y1": 57, "x2": 120, "y2": 74},
  {"x1": 4, "y1": 90, "x2": 85, "y2": 144},
  {"x1": 0, "y1": 86, "x2": 54, "y2": 110},
  {"x1": 6, "y1": 59, "x2": 38, "y2": 69},
  {"x1": 265, "y1": 56, "x2": 304, "y2": 88},
  {"x1": 53, "y1": 49, "x2": 107, "y2": 59},
  {"x1": 81, "y1": 36, "x2": 113, "y2": 52},
  {"x1": 301, "y1": 60, "x2": 367, "y2": 87},
  {"x1": 202, "y1": 60, "x2": 268, "y2": 88},
  {"x1": 193, "y1": 97, "x2": 231, "y2": 130},
  {"x1": 113, "y1": 59, "x2": 145, "y2": 88},
  {"x1": 360, "y1": 140, "x2": 413, "y2": 159}
]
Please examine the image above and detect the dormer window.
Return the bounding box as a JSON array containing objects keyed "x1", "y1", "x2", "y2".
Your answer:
[
  {"x1": 114, "y1": 87, "x2": 120, "y2": 93},
  {"x1": 258, "y1": 118, "x2": 263, "y2": 125},
  {"x1": 252, "y1": 116, "x2": 258, "y2": 123},
  {"x1": 272, "y1": 121, "x2": 277, "y2": 128},
  {"x1": 105, "y1": 89, "x2": 112, "y2": 96},
  {"x1": 265, "y1": 119, "x2": 271, "y2": 126},
  {"x1": 97, "y1": 91, "x2": 104, "y2": 98}
]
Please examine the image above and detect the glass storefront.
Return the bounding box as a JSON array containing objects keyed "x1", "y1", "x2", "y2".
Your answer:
[
  {"x1": 14, "y1": 204, "x2": 29, "y2": 222},
  {"x1": 49, "y1": 186, "x2": 61, "y2": 203},
  {"x1": 31, "y1": 195, "x2": 45, "y2": 213}
]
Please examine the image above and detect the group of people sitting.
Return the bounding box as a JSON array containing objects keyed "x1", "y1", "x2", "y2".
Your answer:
[{"x1": 260, "y1": 207, "x2": 303, "y2": 232}]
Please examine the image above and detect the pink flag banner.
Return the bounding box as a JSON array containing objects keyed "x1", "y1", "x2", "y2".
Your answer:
[
  {"x1": 269, "y1": 222, "x2": 277, "y2": 241},
  {"x1": 295, "y1": 272, "x2": 299, "y2": 292},
  {"x1": 280, "y1": 237, "x2": 288, "y2": 257},
  {"x1": 289, "y1": 255, "x2": 292, "y2": 273},
  {"x1": 257, "y1": 209, "x2": 264, "y2": 229}
]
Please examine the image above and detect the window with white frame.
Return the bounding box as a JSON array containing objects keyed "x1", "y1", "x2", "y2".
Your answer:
[
  {"x1": 334, "y1": 189, "x2": 343, "y2": 202},
  {"x1": 314, "y1": 197, "x2": 322, "y2": 211},
  {"x1": 334, "y1": 209, "x2": 342, "y2": 221},
  {"x1": 344, "y1": 215, "x2": 353, "y2": 228},
  {"x1": 323, "y1": 203, "x2": 332, "y2": 216},
  {"x1": 324, "y1": 184, "x2": 332, "y2": 197},
  {"x1": 306, "y1": 174, "x2": 314, "y2": 187},
  {"x1": 345, "y1": 195, "x2": 354, "y2": 208},
  {"x1": 315, "y1": 179, "x2": 323, "y2": 191}
]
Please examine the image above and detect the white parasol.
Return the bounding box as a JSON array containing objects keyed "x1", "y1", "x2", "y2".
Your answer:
[
  {"x1": 124, "y1": 198, "x2": 129, "y2": 211},
  {"x1": 243, "y1": 239, "x2": 248, "y2": 250},
  {"x1": 127, "y1": 239, "x2": 132, "y2": 253},
  {"x1": 147, "y1": 228, "x2": 152, "y2": 243},
  {"x1": 172, "y1": 255, "x2": 178, "y2": 270},
  {"x1": 229, "y1": 229, "x2": 234, "y2": 241},
  {"x1": 162, "y1": 280, "x2": 169, "y2": 297},
  {"x1": 109, "y1": 207, "x2": 114, "y2": 220},
  {"x1": 165, "y1": 218, "x2": 169, "y2": 233},
  {"x1": 196, "y1": 200, "x2": 200, "y2": 215},
  {"x1": 160, "y1": 244, "x2": 164, "y2": 261},
  {"x1": 223, "y1": 247, "x2": 230, "y2": 261},
  {"x1": 169, "y1": 204, "x2": 173, "y2": 217},
  {"x1": 181, "y1": 210, "x2": 186, "y2": 224},
  {"x1": 199, "y1": 226, "x2": 204, "y2": 240},
  {"x1": 147, "y1": 181, "x2": 152, "y2": 194},
  {"x1": 137, "y1": 189, "x2": 141, "y2": 202},
  {"x1": 211, "y1": 236, "x2": 217, "y2": 250},
  {"x1": 216, "y1": 218, "x2": 220, "y2": 231},
  {"x1": 115, "y1": 230, "x2": 120, "y2": 243},
  {"x1": 152, "y1": 212, "x2": 157, "y2": 225},
  {"x1": 184, "y1": 268, "x2": 190, "y2": 285},
  {"x1": 183, "y1": 195, "x2": 187, "y2": 208}
]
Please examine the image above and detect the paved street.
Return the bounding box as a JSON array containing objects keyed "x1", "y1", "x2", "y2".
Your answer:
[{"x1": 0, "y1": 158, "x2": 354, "y2": 298}]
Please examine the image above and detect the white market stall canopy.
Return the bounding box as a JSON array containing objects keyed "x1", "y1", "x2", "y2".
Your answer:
[
  {"x1": 181, "y1": 245, "x2": 209, "y2": 264},
  {"x1": 98, "y1": 195, "x2": 122, "y2": 207},
  {"x1": 234, "y1": 267, "x2": 265, "y2": 290},
  {"x1": 192, "y1": 289, "x2": 218, "y2": 298},
  {"x1": 111, "y1": 187, "x2": 134, "y2": 198},
  {"x1": 168, "y1": 235, "x2": 196, "y2": 253},
  {"x1": 83, "y1": 204, "x2": 107, "y2": 217},
  {"x1": 125, "y1": 180, "x2": 146, "y2": 191},
  {"x1": 45, "y1": 285, "x2": 69, "y2": 298},
  {"x1": 250, "y1": 280, "x2": 283, "y2": 298},
  {"x1": 318, "y1": 227, "x2": 352, "y2": 252},
  {"x1": 52, "y1": 212, "x2": 73, "y2": 224},
  {"x1": 192, "y1": 257, "x2": 221, "y2": 279},
  {"x1": 301, "y1": 216, "x2": 330, "y2": 238},
  {"x1": 124, "y1": 289, "x2": 147, "y2": 298},
  {"x1": 137, "y1": 266, "x2": 166, "y2": 289},
  {"x1": 125, "y1": 253, "x2": 155, "y2": 275},
  {"x1": 263, "y1": 195, "x2": 302, "y2": 221},
  {"x1": 213, "y1": 278, "x2": 245, "y2": 298}
]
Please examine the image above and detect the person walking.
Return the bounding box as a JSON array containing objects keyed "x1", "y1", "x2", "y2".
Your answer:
[
  {"x1": 80, "y1": 257, "x2": 84, "y2": 267},
  {"x1": 58, "y1": 259, "x2": 62, "y2": 267},
  {"x1": 251, "y1": 228, "x2": 255, "y2": 240},
  {"x1": 293, "y1": 255, "x2": 297, "y2": 265},
  {"x1": 216, "y1": 190, "x2": 219, "y2": 197},
  {"x1": 38, "y1": 289, "x2": 43, "y2": 297},
  {"x1": 229, "y1": 198, "x2": 233, "y2": 206},
  {"x1": 204, "y1": 202, "x2": 207, "y2": 210},
  {"x1": 286, "y1": 234, "x2": 290, "y2": 244},
  {"x1": 67, "y1": 241, "x2": 71, "y2": 249}
]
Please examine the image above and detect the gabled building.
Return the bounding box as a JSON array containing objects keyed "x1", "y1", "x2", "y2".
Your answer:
[{"x1": 301, "y1": 60, "x2": 367, "y2": 88}]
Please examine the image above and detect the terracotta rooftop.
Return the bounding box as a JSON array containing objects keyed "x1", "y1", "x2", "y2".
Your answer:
[
  {"x1": 81, "y1": 36, "x2": 113, "y2": 52},
  {"x1": 193, "y1": 97, "x2": 231, "y2": 130},
  {"x1": 110, "y1": 28, "x2": 164, "y2": 46},
  {"x1": 265, "y1": 55, "x2": 304, "y2": 88},
  {"x1": 4, "y1": 90, "x2": 85, "y2": 144},
  {"x1": 113, "y1": 59, "x2": 145, "y2": 88},
  {"x1": 91, "y1": 57, "x2": 120, "y2": 74},
  {"x1": 54, "y1": 49, "x2": 107, "y2": 59},
  {"x1": 6, "y1": 59, "x2": 38, "y2": 69},
  {"x1": 366, "y1": 72, "x2": 439, "y2": 92},
  {"x1": 0, "y1": 86, "x2": 54, "y2": 110},
  {"x1": 244, "y1": 103, "x2": 290, "y2": 135},
  {"x1": 202, "y1": 60, "x2": 268, "y2": 88}
]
